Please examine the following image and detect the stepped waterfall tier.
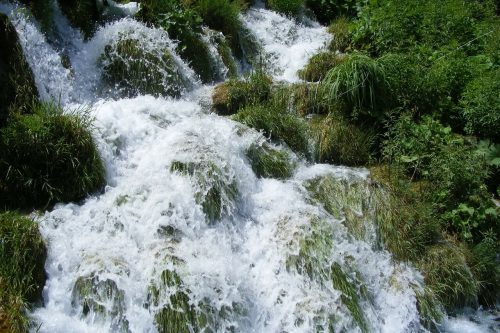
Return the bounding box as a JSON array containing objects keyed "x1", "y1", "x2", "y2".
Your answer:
[{"x1": 0, "y1": 1, "x2": 498, "y2": 333}]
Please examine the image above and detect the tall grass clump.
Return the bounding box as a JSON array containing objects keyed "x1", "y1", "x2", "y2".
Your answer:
[
  {"x1": 0, "y1": 212, "x2": 46, "y2": 332},
  {"x1": 246, "y1": 143, "x2": 296, "y2": 179},
  {"x1": 310, "y1": 115, "x2": 372, "y2": 166},
  {"x1": 233, "y1": 103, "x2": 310, "y2": 156},
  {"x1": 320, "y1": 53, "x2": 388, "y2": 121},
  {"x1": 0, "y1": 102, "x2": 105, "y2": 210},
  {"x1": 212, "y1": 70, "x2": 272, "y2": 115},
  {"x1": 298, "y1": 52, "x2": 345, "y2": 82}
]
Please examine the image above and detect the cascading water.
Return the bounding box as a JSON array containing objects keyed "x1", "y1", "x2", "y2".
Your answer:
[{"x1": 0, "y1": 2, "x2": 497, "y2": 333}]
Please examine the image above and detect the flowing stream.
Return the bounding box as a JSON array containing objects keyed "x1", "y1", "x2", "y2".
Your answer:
[{"x1": 0, "y1": 2, "x2": 497, "y2": 332}]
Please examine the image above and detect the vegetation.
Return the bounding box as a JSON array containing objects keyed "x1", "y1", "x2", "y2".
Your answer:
[
  {"x1": 212, "y1": 70, "x2": 272, "y2": 115},
  {"x1": 0, "y1": 13, "x2": 38, "y2": 128},
  {"x1": 0, "y1": 102, "x2": 105, "y2": 210},
  {"x1": 297, "y1": 52, "x2": 345, "y2": 82},
  {"x1": 246, "y1": 143, "x2": 296, "y2": 179},
  {"x1": 266, "y1": 0, "x2": 304, "y2": 17},
  {"x1": 0, "y1": 212, "x2": 46, "y2": 333},
  {"x1": 57, "y1": 0, "x2": 101, "y2": 39}
]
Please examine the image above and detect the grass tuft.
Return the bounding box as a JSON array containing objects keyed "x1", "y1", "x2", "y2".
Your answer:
[{"x1": 246, "y1": 143, "x2": 296, "y2": 179}]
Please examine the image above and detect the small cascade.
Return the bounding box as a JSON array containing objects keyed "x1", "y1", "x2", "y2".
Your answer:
[{"x1": 241, "y1": 7, "x2": 331, "y2": 81}]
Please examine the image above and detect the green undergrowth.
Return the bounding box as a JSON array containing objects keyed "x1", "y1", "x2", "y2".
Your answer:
[
  {"x1": 0, "y1": 212, "x2": 46, "y2": 333},
  {"x1": 246, "y1": 142, "x2": 296, "y2": 179},
  {"x1": 170, "y1": 160, "x2": 238, "y2": 223},
  {"x1": 57, "y1": 0, "x2": 101, "y2": 39},
  {"x1": 0, "y1": 102, "x2": 105, "y2": 210}
]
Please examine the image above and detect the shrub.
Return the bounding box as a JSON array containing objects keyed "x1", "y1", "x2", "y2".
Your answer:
[
  {"x1": 100, "y1": 35, "x2": 189, "y2": 97},
  {"x1": 310, "y1": 115, "x2": 372, "y2": 166},
  {"x1": 0, "y1": 14, "x2": 38, "y2": 128},
  {"x1": 233, "y1": 104, "x2": 310, "y2": 156},
  {"x1": 246, "y1": 143, "x2": 295, "y2": 179},
  {"x1": 266, "y1": 0, "x2": 304, "y2": 17},
  {"x1": 460, "y1": 69, "x2": 500, "y2": 142},
  {"x1": 298, "y1": 52, "x2": 345, "y2": 82},
  {"x1": 0, "y1": 102, "x2": 105, "y2": 209},
  {"x1": 0, "y1": 211, "x2": 46, "y2": 332},
  {"x1": 328, "y1": 17, "x2": 351, "y2": 52},
  {"x1": 320, "y1": 53, "x2": 388, "y2": 121}
]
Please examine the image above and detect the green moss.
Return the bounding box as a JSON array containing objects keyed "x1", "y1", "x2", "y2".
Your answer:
[
  {"x1": 305, "y1": 175, "x2": 372, "y2": 240},
  {"x1": 211, "y1": 32, "x2": 238, "y2": 78},
  {"x1": 246, "y1": 143, "x2": 295, "y2": 179},
  {"x1": 330, "y1": 263, "x2": 368, "y2": 333},
  {"x1": 267, "y1": 0, "x2": 304, "y2": 16},
  {"x1": 71, "y1": 275, "x2": 129, "y2": 331},
  {"x1": 298, "y1": 52, "x2": 345, "y2": 82},
  {"x1": 100, "y1": 36, "x2": 189, "y2": 97},
  {"x1": 58, "y1": 0, "x2": 101, "y2": 39},
  {"x1": 170, "y1": 160, "x2": 238, "y2": 223},
  {"x1": 0, "y1": 102, "x2": 105, "y2": 210},
  {"x1": 233, "y1": 104, "x2": 310, "y2": 156},
  {"x1": 310, "y1": 114, "x2": 372, "y2": 166},
  {"x1": 0, "y1": 212, "x2": 47, "y2": 333},
  {"x1": 0, "y1": 14, "x2": 38, "y2": 128},
  {"x1": 286, "y1": 218, "x2": 368, "y2": 332}
]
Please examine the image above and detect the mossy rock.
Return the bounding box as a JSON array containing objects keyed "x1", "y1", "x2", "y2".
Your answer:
[
  {"x1": 212, "y1": 80, "x2": 247, "y2": 115},
  {"x1": 170, "y1": 160, "x2": 238, "y2": 223},
  {"x1": 0, "y1": 102, "x2": 105, "y2": 210},
  {"x1": 58, "y1": 0, "x2": 101, "y2": 39},
  {"x1": 298, "y1": 52, "x2": 346, "y2": 82},
  {"x1": 212, "y1": 72, "x2": 272, "y2": 115},
  {"x1": 101, "y1": 36, "x2": 190, "y2": 98},
  {"x1": 246, "y1": 143, "x2": 296, "y2": 179},
  {"x1": 0, "y1": 14, "x2": 38, "y2": 128},
  {"x1": 72, "y1": 275, "x2": 130, "y2": 332},
  {"x1": 0, "y1": 212, "x2": 47, "y2": 333},
  {"x1": 209, "y1": 31, "x2": 238, "y2": 78}
]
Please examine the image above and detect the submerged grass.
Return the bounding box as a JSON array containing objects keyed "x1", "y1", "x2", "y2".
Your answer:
[{"x1": 246, "y1": 143, "x2": 296, "y2": 179}]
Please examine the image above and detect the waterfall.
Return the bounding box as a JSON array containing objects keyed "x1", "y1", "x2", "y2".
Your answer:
[{"x1": 0, "y1": 2, "x2": 495, "y2": 332}]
